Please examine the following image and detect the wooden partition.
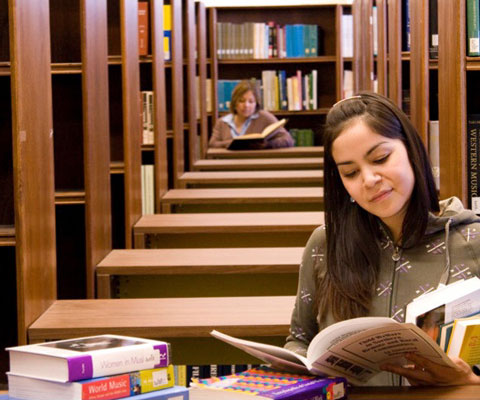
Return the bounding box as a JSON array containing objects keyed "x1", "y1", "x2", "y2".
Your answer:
[
  {"x1": 151, "y1": 0, "x2": 169, "y2": 208},
  {"x1": 197, "y1": 1, "x2": 208, "y2": 158},
  {"x1": 438, "y1": 0, "x2": 466, "y2": 203},
  {"x1": 171, "y1": 0, "x2": 184, "y2": 187},
  {"x1": 186, "y1": 0, "x2": 198, "y2": 165},
  {"x1": 121, "y1": 0, "x2": 142, "y2": 248},
  {"x1": 353, "y1": 0, "x2": 373, "y2": 92},
  {"x1": 9, "y1": 0, "x2": 57, "y2": 344},
  {"x1": 409, "y1": 0, "x2": 429, "y2": 145},
  {"x1": 387, "y1": 0, "x2": 402, "y2": 107},
  {"x1": 81, "y1": 0, "x2": 112, "y2": 297}
]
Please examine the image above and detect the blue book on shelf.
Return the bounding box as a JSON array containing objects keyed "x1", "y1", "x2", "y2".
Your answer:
[
  {"x1": 217, "y1": 81, "x2": 226, "y2": 111},
  {"x1": 0, "y1": 386, "x2": 189, "y2": 400},
  {"x1": 294, "y1": 24, "x2": 305, "y2": 57},
  {"x1": 285, "y1": 25, "x2": 293, "y2": 57}
]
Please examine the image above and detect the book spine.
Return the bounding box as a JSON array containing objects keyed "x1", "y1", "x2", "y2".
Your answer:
[
  {"x1": 429, "y1": 0, "x2": 438, "y2": 59},
  {"x1": 138, "y1": 2, "x2": 149, "y2": 56},
  {"x1": 467, "y1": 115, "x2": 480, "y2": 213},
  {"x1": 81, "y1": 365, "x2": 174, "y2": 400},
  {"x1": 68, "y1": 343, "x2": 170, "y2": 381},
  {"x1": 467, "y1": 0, "x2": 480, "y2": 56}
]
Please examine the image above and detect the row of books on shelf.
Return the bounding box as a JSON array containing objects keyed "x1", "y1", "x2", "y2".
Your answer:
[
  {"x1": 141, "y1": 165, "x2": 154, "y2": 215},
  {"x1": 138, "y1": 2, "x2": 171, "y2": 59},
  {"x1": 217, "y1": 70, "x2": 319, "y2": 113},
  {"x1": 216, "y1": 22, "x2": 324, "y2": 60},
  {"x1": 290, "y1": 129, "x2": 314, "y2": 147}
]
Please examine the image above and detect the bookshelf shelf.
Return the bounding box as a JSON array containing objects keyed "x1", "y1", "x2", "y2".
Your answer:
[
  {"x1": 0, "y1": 62, "x2": 10, "y2": 76},
  {"x1": 54, "y1": 191, "x2": 86, "y2": 205},
  {"x1": 466, "y1": 59, "x2": 480, "y2": 71},
  {"x1": 51, "y1": 63, "x2": 83, "y2": 74},
  {"x1": 210, "y1": 3, "x2": 351, "y2": 147},
  {"x1": 218, "y1": 56, "x2": 337, "y2": 65},
  {"x1": 0, "y1": 226, "x2": 15, "y2": 247}
]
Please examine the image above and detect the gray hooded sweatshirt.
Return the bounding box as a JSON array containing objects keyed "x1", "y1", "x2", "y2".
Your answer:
[{"x1": 285, "y1": 197, "x2": 480, "y2": 386}]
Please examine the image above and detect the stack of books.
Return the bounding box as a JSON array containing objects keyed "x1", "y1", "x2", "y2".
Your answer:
[{"x1": 5, "y1": 334, "x2": 189, "y2": 400}]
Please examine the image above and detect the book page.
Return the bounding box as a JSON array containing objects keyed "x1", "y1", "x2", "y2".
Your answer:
[
  {"x1": 309, "y1": 323, "x2": 456, "y2": 383},
  {"x1": 307, "y1": 317, "x2": 395, "y2": 359},
  {"x1": 233, "y1": 118, "x2": 287, "y2": 141},
  {"x1": 210, "y1": 330, "x2": 310, "y2": 369}
]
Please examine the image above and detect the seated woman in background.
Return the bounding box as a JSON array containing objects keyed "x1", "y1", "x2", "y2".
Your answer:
[
  {"x1": 285, "y1": 92, "x2": 480, "y2": 386},
  {"x1": 208, "y1": 80, "x2": 294, "y2": 149}
]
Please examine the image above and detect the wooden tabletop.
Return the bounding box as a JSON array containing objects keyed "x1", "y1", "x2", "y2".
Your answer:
[
  {"x1": 206, "y1": 146, "x2": 324, "y2": 159},
  {"x1": 134, "y1": 211, "x2": 325, "y2": 234},
  {"x1": 189, "y1": 385, "x2": 480, "y2": 400},
  {"x1": 28, "y1": 296, "x2": 295, "y2": 342},
  {"x1": 161, "y1": 187, "x2": 324, "y2": 204},
  {"x1": 179, "y1": 170, "x2": 324, "y2": 186},
  {"x1": 97, "y1": 247, "x2": 304, "y2": 275},
  {"x1": 192, "y1": 157, "x2": 323, "y2": 170}
]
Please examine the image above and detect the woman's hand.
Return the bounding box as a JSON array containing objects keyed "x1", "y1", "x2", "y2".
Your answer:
[{"x1": 380, "y1": 353, "x2": 480, "y2": 386}]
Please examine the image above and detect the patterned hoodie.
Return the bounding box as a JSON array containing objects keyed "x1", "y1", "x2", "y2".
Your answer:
[{"x1": 285, "y1": 197, "x2": 480, "y2": 386}]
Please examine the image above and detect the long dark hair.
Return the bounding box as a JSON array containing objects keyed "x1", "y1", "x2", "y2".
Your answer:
[{"x1": 318, "y1": 92, "x2": 439, "y2": 321}]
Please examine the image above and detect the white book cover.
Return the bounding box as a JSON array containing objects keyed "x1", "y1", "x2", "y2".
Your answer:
[{"x1": 7, "y1": 334, "x2": 170, "y2": 383}]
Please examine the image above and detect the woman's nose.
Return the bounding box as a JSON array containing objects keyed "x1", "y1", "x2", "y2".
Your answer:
[{"x1": 362, "y1": 169, "x2": 381, "y2": 188}]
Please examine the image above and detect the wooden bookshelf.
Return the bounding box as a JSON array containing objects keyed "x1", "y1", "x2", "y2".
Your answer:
[{"x1": 208, "y1": 4, "x2": 352, "y2": 148}]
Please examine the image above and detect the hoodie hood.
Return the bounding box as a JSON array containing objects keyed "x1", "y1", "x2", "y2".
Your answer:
[{"x1": 425, "y1": 197, "x2": 480, "y2": 236}]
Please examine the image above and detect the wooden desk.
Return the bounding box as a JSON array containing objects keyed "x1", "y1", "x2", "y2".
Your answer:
[
  {"x1": 348, "y1": 385, "x2": 480, "y2": 399},
  {"x1": 28, "y1": 296, "x2": 295, "y2": 343},
  {"x1": 178, "y1": 170, "x2": 323, "y2": 188},
  {"x1": 96, "y1": 247, "x2": 303, "y2": 298},
  {"x1": 188, "y1": 385, "x2": 480, "y2": 399},
  {"x1": 206, "y1": 146, "x2": 324, "y2": 159},
  {"x1": 160, "y1": 187, "x2": 324, "y2": 213},
  {"x1": 133, "y1": 211, "x2": 324, "y2": 248},
  {"x1": 192, "y1": 157, "x2": 323, "y2": 171}
]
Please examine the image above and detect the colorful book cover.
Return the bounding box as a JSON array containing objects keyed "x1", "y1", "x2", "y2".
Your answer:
[
  {"x1": 190, "y1": 366, "x2": 347, "y2": 400},
  {"x1": 7, "y1": 335, "x2": 170, "y2": 383},
  {"x1": 7, "y1": 365, "x2": 174, "y2": 400}
]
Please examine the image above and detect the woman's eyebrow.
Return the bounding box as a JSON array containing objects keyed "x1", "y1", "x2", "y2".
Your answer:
[{"x1": 335, "y1": 141, "x2": 388, "y2": 166}]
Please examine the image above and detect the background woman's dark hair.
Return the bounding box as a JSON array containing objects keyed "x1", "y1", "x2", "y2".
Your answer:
[
  {"x1": 230, "y1": 80, "x2": 262, "y2": 114},
  {"x1": 318, "y1": 92, "x2": 439, "y2": 322}
]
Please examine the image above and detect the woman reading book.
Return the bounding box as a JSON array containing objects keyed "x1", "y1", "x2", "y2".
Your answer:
[
  {"x1": 208, "y1": 80, "x2": 294, "y2": 149},
  {"x1": 285, "y1": 92, "x2": 480, "y2": 386}
]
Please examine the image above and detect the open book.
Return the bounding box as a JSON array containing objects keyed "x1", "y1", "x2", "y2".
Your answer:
[
  {"x1": 227, "y1": 118, "x2": 287, "y2": 150},
  {"x1": 211, "y1": 317, "x2": 456, "y2": 384}
]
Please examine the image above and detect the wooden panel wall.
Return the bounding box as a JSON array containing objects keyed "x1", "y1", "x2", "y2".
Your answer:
[
  {"x1": 120, "y1": 0, "x2": 142, "y2": 247},
  {"x1": 9, "y1": 0, "x2": 57, "y2": 344},
  {"x1": 81, "y1": 0, "x2": 112, "y2": 297}
]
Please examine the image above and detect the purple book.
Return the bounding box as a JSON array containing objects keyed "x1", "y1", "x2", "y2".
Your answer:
[{"x1": 7, "y1": 334, "x2": 170, "y2": 382}]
